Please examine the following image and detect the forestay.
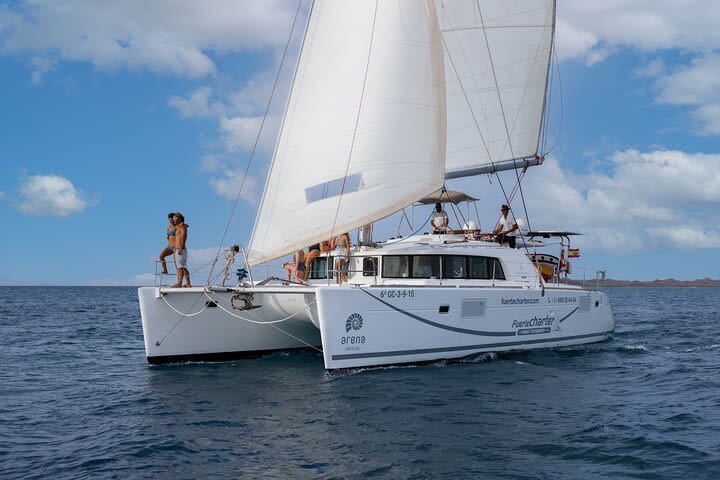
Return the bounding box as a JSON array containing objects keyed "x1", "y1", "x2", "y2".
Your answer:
[
  {"x1": 437, "y1": 0, "x2": 555, "y2": 176},
  {"x1": 248, "y1": 0, "x2": 446, "y2": 265}
]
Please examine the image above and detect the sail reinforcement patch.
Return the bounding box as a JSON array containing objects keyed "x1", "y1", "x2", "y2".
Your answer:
[{"x1": 305, "y1": 173, "x2": 363, "y2": 203}]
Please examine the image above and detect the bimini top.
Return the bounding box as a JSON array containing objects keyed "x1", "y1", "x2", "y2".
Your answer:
[{"x1": 416, "y1": 188, "x2": 477, "y2": 205}]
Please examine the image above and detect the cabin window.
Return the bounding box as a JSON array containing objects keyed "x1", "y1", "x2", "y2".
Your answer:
[
  {"x1": 468, "y1": 256, "x2": 505, "y2": 280},
  {"x1": 363, "y1": 257, "x2": 378, "y2": 276},
  {"x1": 382, "y1": 255, "x2": 410, "y2": 278},
  {"x1": 309, "y1": 256, "x2": 333, "y2": 279},
  {"x1": 412, "y1": 255, "x2": 441, "y2": 279},
  {"x1": 443, "y1": 256, "x2": 466, "y2": 279}
]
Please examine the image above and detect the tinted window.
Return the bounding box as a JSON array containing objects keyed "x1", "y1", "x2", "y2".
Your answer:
[
  {"x1": 363, "y1": 257, "x2": 378, "y2": 276},
  {"x1": 382, "y1": 256, "x2": 410, "y2": 278},
  {"x1": 443, "y1": 256, "x2": 466, "y2": 279},
  {"x1": 412, "y1": 255, "x2": 441, "y2": 278},
  {"x1": 468, "y1": 256, "x2": 504, "y2": 280},
  {"x1": 468, "y1": 256, "x2": 487, "y2": 279},
  {"x1": 309, "y1": 256, "x2": 333, "y2": 279}
]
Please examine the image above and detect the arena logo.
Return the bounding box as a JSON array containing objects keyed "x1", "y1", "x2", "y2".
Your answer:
[{"x1": 345, "y1": 313, "x2": 364, "y2": 333}]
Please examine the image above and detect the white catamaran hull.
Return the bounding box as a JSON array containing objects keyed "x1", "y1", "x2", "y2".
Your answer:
[
  {"x1": 138, "y1": 286, "x2": 321, "y2": 364},
  {"x1": 139, "y1": 283, "x2": 613, "y2": 368},
  {"x1": 316, "y1": 285, "x2": 613, "y2": 369}
]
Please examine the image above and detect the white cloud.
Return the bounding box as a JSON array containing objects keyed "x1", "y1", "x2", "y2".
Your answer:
[
  {"x1": 198, "y1": 154, "x2": 224, "y2": 172},
  {"x1": 209, "y1": 171, "x2": 259, "y2": 205},
  {"x1": 633, "y1": 58, "x2": 665, "y2": 79},
  {"x1": 517, "y1": 150, "x2": 720, "y2": 252},
  {"x1": 554, "y1": 19, "x2": 598, "y2": 62},
  {"x1": 168, "y1": 86, "x2": 222, "y2": 118},
  {"x1": 655, "y1": 53, "x2": 720, "y2": 135},
  {"x1": 555, "y1": 2, "x2": 720, "y2": 135},
  {"x1": 16, "y1": 174, "x2": 92, "y2": 217},
  {"x1": 218, "y1": 114, "x2": 280, "y2": 153},
  {"x1": 0, "y1": 1, "x2": 301, "y2": 78},
  {"x1": 557, "y1": 1, "x2": 720, "y2": 63},
  {"x1": 28, "y1": 56, "x2": 55, "y2": 85}
]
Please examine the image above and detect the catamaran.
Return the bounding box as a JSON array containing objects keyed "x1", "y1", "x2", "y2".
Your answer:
[{"x1": 138, "y1": 0, "x2": 614, "y2": 369}]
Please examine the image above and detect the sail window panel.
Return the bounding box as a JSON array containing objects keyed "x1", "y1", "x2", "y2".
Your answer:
[
  {"x1": 305, "y1": 173, "x2": 363, "y2": 204},
  {"x1": 412, "y1": 255, "x2": 441, "y2": 279}
]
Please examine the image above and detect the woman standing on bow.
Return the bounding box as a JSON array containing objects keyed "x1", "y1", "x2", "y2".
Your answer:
[{"x1": 158, "y1": 212, "x2": 176, "y2": 275}]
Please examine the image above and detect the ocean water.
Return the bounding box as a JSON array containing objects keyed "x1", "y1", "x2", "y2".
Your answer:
[{"x1": 1, "y1": 286, "x2": 719, "y2": 479}]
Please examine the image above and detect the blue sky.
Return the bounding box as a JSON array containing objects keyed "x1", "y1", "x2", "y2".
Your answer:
[{"x1": 1, "y1": 0, "x2": 718, "y2": 285}]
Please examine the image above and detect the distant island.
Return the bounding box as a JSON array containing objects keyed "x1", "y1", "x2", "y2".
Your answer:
[{"x1": 568, "y1": 277, "x2": 720, "y2": 287}]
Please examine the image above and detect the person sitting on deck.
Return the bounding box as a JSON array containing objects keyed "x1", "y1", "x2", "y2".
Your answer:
[
  {"x1": 283, "y1": 250, "x2": 306, "y2": 283},
  {"x1": 430, "y1": 202, "x2": 449, "y2": 233},
  {"x1": 304, "y1": 241, "x2": 330, "y2": 277},
  {"x1": 492, "y1": 204, "x2": 518, "y2": 249}
]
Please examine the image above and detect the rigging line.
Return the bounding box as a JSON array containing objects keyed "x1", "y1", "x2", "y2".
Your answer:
[
  {"x1": 206, "y1": 0, "x2": 304, "y2": 284},
  {"x1": 329, "y1": 0, "x2": 379, "y2": 240},
  {"x1": 203, "y1": 290, "x2": 322, "y2": 352},
  {"x1": 512, "y1": 3, "x2": 557, "y2": 237},
  {"x1": 441, "y1": 5, "x2": 492, "y2": 134},
  {"x1": 541, "y1": 19, "x2": 558, "y2": 156},
  {"x1": 439, "y1": 5, "x2": 493, "y2": 165},
  {"x1": 441, "y1": 188, "x2": 467, "y2": 229},
  {"x1": 439, "y1": 27, "x2": 511, "y2": 210},
  {"x1": 156, "y1": 288, "x2": 211, "y2": 346},
  {"x1": 394, "y1": 210, "x2": 433, "y2": 243},
  {"x1": 493, "y1": 3, "x2": 554, "y2": 163},
  {"x1": 475, "y1": 1, "x2": 533, "y2": 241},
  {"x1": 472, "y1": 200, "x2": 481, "y2": 229},
  {"x1": 544, "y1": 39, "x2": 564, "y2": 156},
  {"x1": 204, "y1": 289, "x2": 317, "y2": 325}
]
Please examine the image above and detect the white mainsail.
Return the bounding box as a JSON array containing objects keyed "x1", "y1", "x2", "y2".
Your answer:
[
  {"x1": 437, "y1": 0, "x2": 555, "y2": 176},
  {"x1": 248, "y1": 0, "x2": 446, "y2": 265}
]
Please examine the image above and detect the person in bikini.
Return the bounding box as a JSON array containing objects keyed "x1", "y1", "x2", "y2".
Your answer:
[
  {"x1": 284, "y1": 250, "x2": 306, "y2": 282},
  {"x1": 304, "y1": 241, "x2": 330, "y2": 277},
  {"x1": 334, "y1": 233, "x2": 351, "y2": 284},
  {"x1": 171, "y1": 212, "x2": 191, "y2": 288},
  {"x1": 158, "y1": 213, "x2": 176, "y2": 275}
]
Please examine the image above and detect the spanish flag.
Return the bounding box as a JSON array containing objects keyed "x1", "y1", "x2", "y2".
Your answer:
[{"x1": 568, "y1": 248, "x2": 580, "y2": 258}]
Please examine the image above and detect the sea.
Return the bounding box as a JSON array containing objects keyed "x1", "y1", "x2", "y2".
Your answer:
[{"x1": 1, "y1": 286, "x2": 719, "y2": 479}]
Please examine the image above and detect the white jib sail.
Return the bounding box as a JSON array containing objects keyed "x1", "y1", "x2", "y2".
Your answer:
[
  {"x1": 248, "y1": 0, "x2": 446, "y2": 265},
  {"x1": 437, "y1": 0, "x2": 555, "y2": 175}
]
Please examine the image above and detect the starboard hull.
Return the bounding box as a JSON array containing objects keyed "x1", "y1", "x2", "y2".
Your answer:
[{"x1": 316, "y1": 285, "x2": 614, "y2": 369}]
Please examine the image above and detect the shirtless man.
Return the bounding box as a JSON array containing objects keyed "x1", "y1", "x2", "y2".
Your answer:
[{"x1": 171, "y1": 213, "x2": 191, "y2": 288}]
